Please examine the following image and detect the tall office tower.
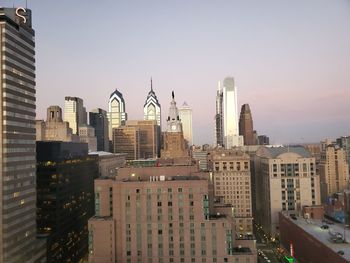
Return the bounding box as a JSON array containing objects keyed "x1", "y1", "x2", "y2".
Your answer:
[
  {"x1": 178, "y1": 102, "x2": 193, "y2": 146},
  {"x1": 108, "y1": 89, "x2": 127, "y2": 142},
  {"x1": 222, "y1": 77, "x2": 243, "y2": 148},
  {"x1": 126, "y1": 120, "x2": 160, "y2": 159},
  {"x1": 112, "y1": 126, "x2": 140, "y2": 160},
  {"x1": 161, "y1": 92, "x2": 188, "y2": 158},
  {"x1": 88, "y1": 166, "x2": 257, "y2": 263},
  {"x1": 89, "y1": 108, "x2": 109, "y2": 151},
  {"x1": 36, "y1": 105, "x2": 79, "y2": 142},
  {"x1": 36, "y1": 141, "x2": 98, "y2": 262},
  {"x1": 215, "y1": 81, "x2": 224, "y2": 147},
  {"x1": 239, "y1": 104, "x2": 256, "y2": 145},
  {"x1": 336, "y1": 136, "x2": 350, "y2": 168},
  {"x1": 79, "y1": 125, "x2": 98, "y2": 152},
  {"x1": 208, "y1": 149, "x2": 253, "y2": 235},
  {"x1": 144, "y1": 78, "x2": 161, "y2": 127},
  {"x1": 253, "y1": 146, "x2": 321, "y2": 236},
  {"x1": 318, "y1": 140, "x2": 349, "y2": 202},
  {"x1": 0, "y1": 8, "x2": 46, "y2": 262},
  {"x1": 64, "y1": 96, "x2": 87, "y2": 135}
]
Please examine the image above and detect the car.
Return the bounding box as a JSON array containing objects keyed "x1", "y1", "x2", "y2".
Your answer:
[
  {"x1": 321, "y1": 225, "x2": 329, "y2": 229},
  {"x1": 337, "y1": 250, "x2": 344, "y2": 255}
]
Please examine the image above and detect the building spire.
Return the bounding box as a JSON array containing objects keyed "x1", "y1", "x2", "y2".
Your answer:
[
  {"x1": 172, "y1": 91, "x2": 175, "y2": 100},
  {"x1": 151, "y1": 77, "x2": 153, "y2": 92}
]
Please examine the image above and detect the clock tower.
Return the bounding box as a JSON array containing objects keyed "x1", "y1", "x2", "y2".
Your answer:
[{"x1": 161, "y1": 92, "x2": 189, "y2": 158}]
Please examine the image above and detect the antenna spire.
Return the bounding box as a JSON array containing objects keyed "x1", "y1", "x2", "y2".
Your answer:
[{"x1": 151, "y1": 77, "x2": 153, "y2": 91}]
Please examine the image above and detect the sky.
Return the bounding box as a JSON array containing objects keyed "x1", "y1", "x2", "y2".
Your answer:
[{"x1": 2, "y1": 0, "x2": 350, "y2": 145}]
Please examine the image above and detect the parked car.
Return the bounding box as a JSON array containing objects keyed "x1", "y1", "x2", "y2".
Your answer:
[{"x1": 321, "y1": 225, "x2": 329, "y2": 229}]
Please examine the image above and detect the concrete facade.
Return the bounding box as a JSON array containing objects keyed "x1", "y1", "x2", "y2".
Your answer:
[
  {"x1": 208, "y1": 149, "x2": 253, "y2": 235},
  {"x1": 89, "y1": 166, "x2": 257, "y2": 263},
  {"x1": 319, "y1": 141, "x2": 349, "y2": 202},
  {"x1": 253, "y1": 146, "x2": 321, "y2": 236}
]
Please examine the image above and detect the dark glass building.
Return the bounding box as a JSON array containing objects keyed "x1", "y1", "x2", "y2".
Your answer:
[
  {"x1": 36, "y1": 141, "x2": 98, "y2": 262},
  {"x1": 89, "y1": 108, "x2": 109, "y2": 151}
]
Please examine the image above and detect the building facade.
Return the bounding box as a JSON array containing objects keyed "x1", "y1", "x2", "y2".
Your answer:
[
  {"x1": 79, "y1": 125, "x2": 98, "y2": 152},
  {"x1": 64, "y1": 96, "x2": 87, "y2": 135},
  {"x1": 215, "y1": 81, "x2": 224, "y2": 147},
  {"x1": 126, "y1": 120, "x2": 160, "y2": 159},
  {"x1": 178, "y1": 102, "x2": 193, "y2": 146},
  {"x1": 319, "y1": 140, "x2": 349, "y2": 202},
  {"x1": 143, "y1": 78, "x2": 161, "y2": 127},
  {"x1": 208, "y1": 149, "x2": 253, "y2": 235},
  {"x1": 89, "y1": 108, "x2": 109, "y2": 152},
  {"x1": 253, "y1": 146, "x2": 321, "y2": 236},
  {"x1": 215, "y1": 77, "x2": 243, "y2": 149},
  {"x1": 336, "y1": 136, "x2": 350, "y2": 170},
  {"x1": 108, "y1": 89, "x2": 127, "y2": 141},
  {"x1": 89, "y1": 166, "x2": 257, "y2": 263},
  {"x1": 0, "y1": 7, "x2": 46, "y2": 262},
  {"x1": 112, "y1": 126, "x2": 140, "y2": 160},
  {"x1": 161, "y1": 92, "x2": 188, "y2": 159},
  {"x1": 36, "y1": 105, "x2": 79, "y2": 142},
  {"x1": 37, "y1": 141, "x2": 98, "y2": 262},
  {"x1": 239, "y1": 104, "x2": 256, "y2": 146}
]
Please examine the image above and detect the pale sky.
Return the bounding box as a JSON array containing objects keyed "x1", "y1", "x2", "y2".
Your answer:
[{"x1": 3, "y1": 0, "x2": 350, "y2": 145}]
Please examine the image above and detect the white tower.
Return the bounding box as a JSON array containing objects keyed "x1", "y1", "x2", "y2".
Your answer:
[
  {"x1": 178, "y1": 102, "x2": 193, "y2": 146},
  {"x1": 222, "y1": 77, "x2": 243, "y2": 148},
  {"x1": 144, "y1": 78, "x2": 161, "y2": 127},
  {"x1": 108, "y1": 89, "x2": 127, "y2": 140}
]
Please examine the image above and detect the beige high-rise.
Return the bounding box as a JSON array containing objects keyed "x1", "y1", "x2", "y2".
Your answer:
[
  {"x1": 88, "y1": 166, "x2": 257, "y2": 263},
  {"x1": 319, "y1": 139, "x2": 349, "y2": 202},
  {"x1": 208, "y1": 149, "x2": 253, "y2": 235},
  {"x1": 253, "y1": 146, "x2": 321, "y2": 236}
]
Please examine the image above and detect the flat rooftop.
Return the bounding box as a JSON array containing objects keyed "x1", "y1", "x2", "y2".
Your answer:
[{"x1": 283, "y1": 213, "x2": 350, "y2": 261}]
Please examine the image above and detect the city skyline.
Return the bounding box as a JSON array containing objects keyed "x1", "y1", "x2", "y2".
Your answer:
[{"x1": 5, "y1": 0, "x2": 350, "y2": 144}]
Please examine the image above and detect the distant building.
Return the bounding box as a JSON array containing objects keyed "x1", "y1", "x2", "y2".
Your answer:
[
  {"x1": 161, "y1": 92, "x2": 189, "y2": 159},
  {"x1": 336, "y1": 136, "x2": 350, "y2": 168},
  {"x1": 126, "y1": 120, "x2": 160, "y2": 159},
  {"x1": 88, "y1": 166, "x2": 257, "y2": 263},
  {"x1": 215, "y1": 77, "x2": 244, "y2": 148},
  {"x1": 36, "y1": 141, "x2": 98, "y2": 262},
  {"x1": 215, "y1": 81, "x2": 224, "y2": 147},
  {"x1": 258, "y1": 135, "x2": 269, "y2": 145},
  {"x1": 178, "y1": 102, "x2": 193, "y2": 146},
  {"x1": 89, "y1": 108, "x2": 109, "y2": 151},
  {"x1": 239, "y1": 104, "x2": 256, "y2": 145},
  {"x1": 191, "y1": 147, "x2": 209, "y2": 171},
  {"x1": 79, "y1": 125, "x2": 98, "y2": 152},
  {"x1": 112, "y1": 126, "x2": 140, "y2": 160},
  {"x1": 253, "y1": 146, "x2": 321, "y2": 236},
  {"x1": 319, "y1": 139, "x2": 349, "y2": 202},
  {"x1": 108, "y1": 89, "x2": 127, "y2": 142},
  {"x1": 208, "y1": 149, "x2": 253, "y2": 235},
  {"x1": 143, "y1": 78, "x2": 161, "y2": 127},
  {"x1": 36, "y1": 105, "x2": 79, "y2": 142},
  {"x1": 64, "y1": 96, "x2": 87, "y2": 135}
]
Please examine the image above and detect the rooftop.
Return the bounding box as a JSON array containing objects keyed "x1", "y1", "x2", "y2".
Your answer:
[{"x1": 282, "y1": 212, "x2": 350, "y2": 261}]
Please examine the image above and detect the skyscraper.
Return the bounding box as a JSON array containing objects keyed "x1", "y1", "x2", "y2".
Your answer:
[
  {"x1": 215, "y1": 77, "x2": 243, "y2": 149},
  {"x1": 239, "y1": 104, "x2": 256, "y2": 145},
  {"x1": 161, "y1": 92, "x2": 188, "y2": 158},
  {"x1": 64, "y1": 96, "x2": 87, "y2": 135},
  {"x1": 215, "y1": 81, "x2": 224, "y2": 147},
  {"x1": 89, "y1": 108, "x2": 109, "y2": 151},
  {"x1": 222, "y1": 77, "x2": 243, "y2": 148},
  {"x1": 0, "y1": 7, "x2": 45, "y2": 262},
  {"x1": 178, "y1": 102, "x2": 193, "y2": 146},
  {"x1": 108, "y1": 89, "x2": 127, "y2": 141},
  {"x1": 143, "y1": 78, "x2": 161, "y2": 127}
]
